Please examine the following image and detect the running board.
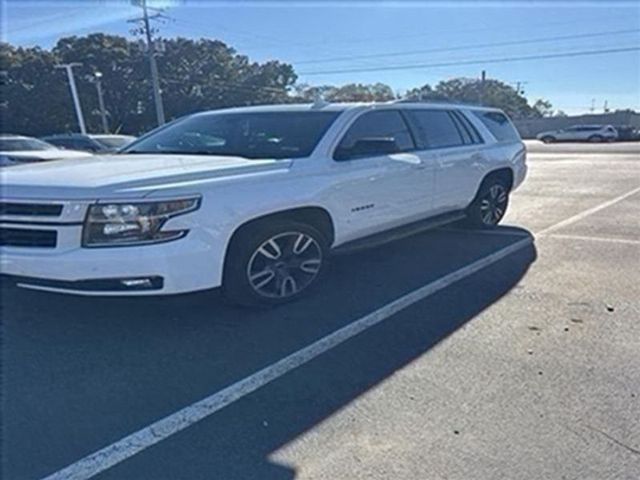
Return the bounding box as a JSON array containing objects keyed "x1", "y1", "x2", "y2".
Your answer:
[{"x1": 332, "y1": 211, "x2": 467, "y2": 255}]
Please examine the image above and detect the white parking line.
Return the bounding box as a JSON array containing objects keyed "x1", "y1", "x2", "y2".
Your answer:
[
  {"x1": 546, "y1": 233, "x2": 640, "y2": 246},
  {"x1": 41, "y1": 237, "x2": 533, "y2": 480},
  {"x1": 536, "y1": 185, "x2": 640, "y2": 236},
  {"x1": 437, "y1": 226, "x2": 531, "y2": 237}
]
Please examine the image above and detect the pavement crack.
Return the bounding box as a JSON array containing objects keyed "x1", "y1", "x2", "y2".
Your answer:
[{"x1": 585, "y1": 424, "x2": 640, "y2": 456}]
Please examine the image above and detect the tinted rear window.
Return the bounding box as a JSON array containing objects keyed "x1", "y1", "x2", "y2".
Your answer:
[
  {"x1": 471, "y1": 111, "x2": 521, "y2": 142},
  {"x1": 405, "y1": 109, "x2": 464, "y2": 149}
]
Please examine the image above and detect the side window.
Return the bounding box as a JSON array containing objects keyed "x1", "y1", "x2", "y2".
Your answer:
[
  {"x1": 72, "y1": 139, "x2": 89, "y2": 150},
  {"x1": 448, "y1": 111, "x2": 473, "y2": 144},
  {"x1": 471, "y1": 110, "x2": 521, "y2": 143},
  {"x1": 77, "y1": 139, "x2": 100, "y2": 152},
  {"x1": 452, "y1": 110, "x2": 484, "y2": 144},
  {"x1": 55, "y1": 139, "x2": 73, "y2": 149},
  {"x1": 405, "y1": 109, "x2": 465, "y2": 149},
  {"x1": 334, "y1": 110, "x2": 415, "y2": 161}
]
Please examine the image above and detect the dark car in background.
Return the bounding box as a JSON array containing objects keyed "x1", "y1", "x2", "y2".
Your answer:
[{"x1": 41, "y1": 134, "x2": 136, "y2": 153}]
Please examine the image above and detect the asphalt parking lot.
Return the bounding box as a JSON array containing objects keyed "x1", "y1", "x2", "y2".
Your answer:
[{"x1": 2, "y1": 141, "x2": 639, "y2": 480}]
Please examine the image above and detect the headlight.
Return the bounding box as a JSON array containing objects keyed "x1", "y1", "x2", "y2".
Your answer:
[{"x1": 83, "y1": 198, "x2": 200, "y2": 247}]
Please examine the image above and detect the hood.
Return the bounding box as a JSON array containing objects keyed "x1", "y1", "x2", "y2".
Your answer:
[
  {"x1": 0, "y1": 149, "x2": 92, "y2": 160},
  {"x1": 0, "y1": 153, "x2": 291, "y2": 199}
]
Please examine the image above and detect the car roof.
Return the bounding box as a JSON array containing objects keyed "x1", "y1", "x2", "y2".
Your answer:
[{"x1": 192, "y1": 101, "x2": 503, "y2": 116}]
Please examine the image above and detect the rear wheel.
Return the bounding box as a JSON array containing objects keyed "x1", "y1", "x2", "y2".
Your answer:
[
  {"x1": 465, "y1": 177, "x2": 510, "y2": 228},
  {"x1": 540, "y1": 136, "x2": 555, "y2": 143},
  {"x1": 223, "y1": 221, "x2": 328, "y2": 306},
  {"x1": 588, "y1": 135, "x2": 604, "y2": 143}
]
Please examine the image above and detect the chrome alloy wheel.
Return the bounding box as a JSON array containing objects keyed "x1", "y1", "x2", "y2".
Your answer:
[
  {"x1": 480, "y1": 184, "x2": 508, "y2": 226},
  {"x1": 247, "y1": 231, "x2": 323, "y2": 299}
]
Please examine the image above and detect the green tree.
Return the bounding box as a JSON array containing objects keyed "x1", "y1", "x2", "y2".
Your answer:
[
  {"x1": 1, "y1": 34, "x2": 297, "y2": 136},
  {"x1": 532, "y1": 99, "x2": 553, "y2": 117},
  {"x1": 293, "y1": 82, "x2": 395, "y2": 103},
  {"x1": 405, "y1": 77, "x2": 546, "y2": 118}
]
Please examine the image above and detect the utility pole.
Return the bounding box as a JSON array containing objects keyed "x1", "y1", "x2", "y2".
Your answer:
[
  {"x1": 93, "y1": 71, "x2": 109, "y2": 133},
  {"x1": 131, "y1": 0, "x2": 165, "y2": 126},
  {"x1": 479, "y1": 70, "x2": 486, "y2": 105},
  {"x1": 512, "y1": 81, "x2": 529, "y2": 95},
  {"x1": 55, "y1": 63, "x2": 86, "y2": 134},
  {"x1": 603, "y1": 100, "x2": 610, "y2": 113},
  {"x1": 590, "y1": 98, "x2": 596, "y2": 113}
]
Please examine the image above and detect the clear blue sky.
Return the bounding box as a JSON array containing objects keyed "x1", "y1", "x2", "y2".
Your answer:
[{"x1": 3, "y1": 0, "x2": 640, "y2": 114}]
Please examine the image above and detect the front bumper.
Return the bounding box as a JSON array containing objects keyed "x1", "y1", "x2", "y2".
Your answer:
[{"x1": 0, "y1": 230, "x2": 224, "y2": 296}]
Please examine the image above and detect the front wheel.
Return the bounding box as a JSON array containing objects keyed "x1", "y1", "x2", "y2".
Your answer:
[
  {"x1": 540, "y1": 136, "x2": 555, "y2": 144},
  {"x1": 464, "y1": 178, "x2": 510, "y2": 228},
  {"x1": 588, "y1": 135, "x2": 604, "y2": 143},
  {"x1": 223, "y1": 221, "x2": 328, "y2": 306}
]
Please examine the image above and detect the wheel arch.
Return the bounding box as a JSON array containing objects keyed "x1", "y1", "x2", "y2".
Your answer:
[
  {"x1": 224, "y1": 205, "x2": 335, "y2": 260},
  {"x1": 482, "y1": 167, "x2": 514, "y2": 192}
]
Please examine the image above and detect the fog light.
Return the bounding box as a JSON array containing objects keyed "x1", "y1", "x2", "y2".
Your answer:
[{"x1": 120, "y1": 278, "x2": 154, "y2": 288}]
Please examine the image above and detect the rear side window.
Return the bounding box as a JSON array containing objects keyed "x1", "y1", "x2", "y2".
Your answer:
[
  {"x1": 451, "y1": 110, "x2": 484, "y2": 144},
  {"x1": 334, "y1": 110, "x2": 415, "y2": 160},
  {"x1": 405, "y1": 109, "x2": 464, "y2": 149},
  {"x1": 471, "y1": 111, "x2": 521, "y2": 142}
]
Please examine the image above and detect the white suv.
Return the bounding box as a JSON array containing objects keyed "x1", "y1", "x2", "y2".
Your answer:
[
  {"x1": 0, "y1": 103, "x2": 526, "y2": 305},
  {"x1": 536, "y1": 124, "x2": 618, "y2": 143}
]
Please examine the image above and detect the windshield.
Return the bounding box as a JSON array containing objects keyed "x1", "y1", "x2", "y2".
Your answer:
[
  {"x1": 92, "y1": 136, "x2": 136, "y2": 149},
  {"x1": 124, "y1": 111, "x2": 340, "y2": 159},
  {"x1": 0, "y1": 137, "x2": 57, "y2": 152}
]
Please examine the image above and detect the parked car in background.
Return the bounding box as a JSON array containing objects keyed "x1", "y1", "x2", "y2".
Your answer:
[
  {"x1": 0, "y1": 103, "x2": 526, "y2": 305},
  {"x1": 612, "y1": 125, "x2": 640, "y2": 141},
  {"x1": 90, "y1": 134, "x2": 137, "y2": 151},
  {"x1": 0, "y1": 134, "x2": 91, "y2": 167},
  {"x1": 41, "y1": 134, "x2": 136, "y2": 153},
  {"x1": 536, "y1": 124, "x2": 618, "y2": 143}
]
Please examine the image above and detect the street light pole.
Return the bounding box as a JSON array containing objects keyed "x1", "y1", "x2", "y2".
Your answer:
[
  {"x1": 93, "y1": 71, "x2": 109, "y2": 133},
  {"x1": 55, "y1": 63, "x2": 86, "y2": 134},
  {"x1": 479, "y1": 69, "x2": 486, "y2": 106}
]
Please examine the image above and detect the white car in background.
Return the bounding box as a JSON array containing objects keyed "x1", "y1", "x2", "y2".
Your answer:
[
  {"x1": 0, "y1": 135, "x2": 91, "y2": 167},
  {"x1": 536, "y1": 125, "x2": 618, "y2": 143}
]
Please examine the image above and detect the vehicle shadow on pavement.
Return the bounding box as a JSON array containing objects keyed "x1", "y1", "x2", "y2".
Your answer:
[{"x1": 2, "y1": 226, "x2": 536, "y2": 480}]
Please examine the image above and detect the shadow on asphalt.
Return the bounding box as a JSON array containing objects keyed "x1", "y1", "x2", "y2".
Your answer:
[{"x1": 2, "y1": 226, "x2": 536, "y2": 480}]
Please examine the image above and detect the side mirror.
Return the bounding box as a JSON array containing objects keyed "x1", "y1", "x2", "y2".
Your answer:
[{"x1": 335, "y1": 137, "x2": 399, "y2": 161}]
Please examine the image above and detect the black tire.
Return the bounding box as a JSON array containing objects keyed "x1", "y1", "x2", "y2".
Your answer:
[
  {"x1": 540, "y1": 136, "x2": 555, "y2": 144},
  {"x1": 588, "y1": 135, "x2": 604, "y2": 143},
  {"x1": 222, "y1": 220, "x2": 329, "y2": 306},
  {"x1": 464, "y1": 176, "x2": 510, "y2": 229}
]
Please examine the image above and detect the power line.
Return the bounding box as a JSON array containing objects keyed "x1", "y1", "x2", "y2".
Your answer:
[
  {"x1": 164, "y1": 17, "x2": 388, "y2": 69},
  {"x1": 299, "y1": 46, "x2": 640, "y2": 76},
  {"x1": 293, "y1": 28, "x2": 640, "y2": 65},
  {"x1": 4, "y1": 9, "x2": 85, "y2": 34}
]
